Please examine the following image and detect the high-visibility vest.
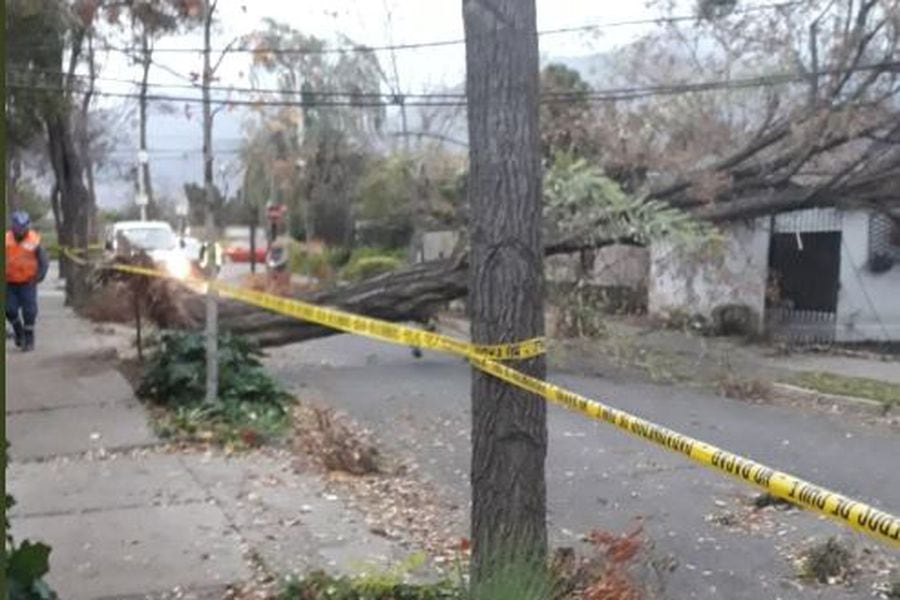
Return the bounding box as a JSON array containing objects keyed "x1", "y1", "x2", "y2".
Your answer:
[{"x1": 6, "y1": 230, "x2": 41, "y2": 284}]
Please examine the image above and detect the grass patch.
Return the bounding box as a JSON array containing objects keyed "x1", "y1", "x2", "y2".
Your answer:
[
  {"x1": 783, "y1": 371, "x2": 900, "y2": 407},
  {"x1": 279, "y1": 570, "x2": 462, "y2": 600},
  {"x1": 137, "y1": 332, "x2": 293, "y2": 448}
]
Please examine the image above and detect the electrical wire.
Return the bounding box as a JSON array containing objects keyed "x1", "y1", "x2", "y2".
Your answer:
[
  {"x1": 8, "y1": 60, "x2": 898, "y2": 108},
  {"x1": 5, "y1": 2, "x2": 800, "y2": 57}
]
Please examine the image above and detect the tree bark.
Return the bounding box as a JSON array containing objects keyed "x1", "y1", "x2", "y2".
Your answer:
[
  {"x1": 80, "y1": 29, "x2": 98, "y2": 241},
  {"x1": 46, "y1": 113, "x2": 92, "y2": 306},
  {"x1": 202, "y1": 0, "x2": 219, "y2": 404},
  {"x1": 463, "y1": 0, "x2": 547, "y2": 592}
]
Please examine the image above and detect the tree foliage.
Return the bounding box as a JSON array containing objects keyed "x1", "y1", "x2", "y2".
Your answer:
[
  {"x1": 539, "y1": 64, "x2": 599, "y2": 160},
  {"x1": 544, "y1": 154, "x2": 719, "y2": 251},
  {"x1": 545, "y1": 0, "x2": 900, "y2": 220}
]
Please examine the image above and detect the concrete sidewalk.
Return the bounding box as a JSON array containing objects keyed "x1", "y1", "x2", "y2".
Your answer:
[{"x1": 6, "y1": 282, "x2": 407, "y2": 599}]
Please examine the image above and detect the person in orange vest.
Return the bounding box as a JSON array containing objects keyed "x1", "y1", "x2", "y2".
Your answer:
[{"x1": 6, "y1": 211, "x2": 49, "y2": 351}]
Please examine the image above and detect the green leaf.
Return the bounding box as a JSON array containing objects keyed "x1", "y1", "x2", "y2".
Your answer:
[{"x1": 8, "y1": 540, "x2": 51, "y2": 583}]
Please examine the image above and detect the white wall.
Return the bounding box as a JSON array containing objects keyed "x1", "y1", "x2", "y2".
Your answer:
[
  {"x1": 545, "y1": 245, "x2": 648, "y2": 288},
  {"x1": 836, "y1": 211, "x2": 900, "y2": 342},
  {"x1": 648, "y1": 219, "x2": 770, "y2": 331},
  {"x1": 592, "y1": 245, "x2": 649, "y2": 288},
  {"x1": 421, "y1": 230, "x2": 460, "y2": 262}
]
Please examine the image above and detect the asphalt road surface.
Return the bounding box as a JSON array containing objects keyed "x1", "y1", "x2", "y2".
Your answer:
[{"x1": 264, "y1": 333, "x2": 899, "y2": 599}]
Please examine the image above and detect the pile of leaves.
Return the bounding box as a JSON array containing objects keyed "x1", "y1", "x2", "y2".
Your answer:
[
  {"x1": 294, "y1": 403, "x2": 382, "y2": 475},
  {"x1": 138, "y1": 332, "x2": 293, "y2": 446},
  {"x1": 4, "y1": 444, "x2": 58, "y2": 600},
  {"x1": 796, "y1": 537, "x2": 854, "y2": 584}
]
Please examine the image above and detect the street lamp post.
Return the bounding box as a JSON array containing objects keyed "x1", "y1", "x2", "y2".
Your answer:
[
  {"x1": 175, "y1": 199, "x2": 188, "y2": 238},
  {"x1": 295, "y1": 157, "x2": 311, "y2": 242}
]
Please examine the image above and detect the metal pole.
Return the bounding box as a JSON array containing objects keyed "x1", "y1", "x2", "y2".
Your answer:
[
  {"x1": 202, "y1": 0, "x2": 218, "y2": 404},
  {"x1": 138, "y1": 150, "x2": 148, "y2": 221}
]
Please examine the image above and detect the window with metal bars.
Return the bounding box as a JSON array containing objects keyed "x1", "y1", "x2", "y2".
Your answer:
[{"x1": 867, "y1": 213, "x2": 900, "y2": 274}]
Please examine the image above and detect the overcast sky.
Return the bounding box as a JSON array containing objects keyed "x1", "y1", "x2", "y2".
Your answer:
[
  {"x1": 90, "y1": 0, "x2": 672, "y2": 206},
  {"x1": 96, "y1": 0, "x2": 661, "y2": 94}
]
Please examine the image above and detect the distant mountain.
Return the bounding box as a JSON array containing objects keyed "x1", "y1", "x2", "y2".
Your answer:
[{"x1": 94, "y1": 105, "x2": 247, "y2": 209}]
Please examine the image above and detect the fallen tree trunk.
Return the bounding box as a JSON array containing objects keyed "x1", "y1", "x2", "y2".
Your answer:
[
  {"x1": 170, "y1": 237, "x2": 645, "y2": 348},
  {"x1": 180, "y1": 256, "x2": 470, "y2": 347}
]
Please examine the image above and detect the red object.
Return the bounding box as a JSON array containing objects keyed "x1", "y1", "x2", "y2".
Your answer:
[
  {"x1": 6, "y1": 230, "x2": 41, "y2": 283},
  {"x1": 224, "y1": 244, "x2": 267, "y2": 263}
]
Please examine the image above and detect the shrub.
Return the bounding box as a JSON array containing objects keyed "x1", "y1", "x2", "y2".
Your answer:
[
  {"x1": 137, "y1": 332, "x2": 292, "y2": 444},
  {"x1": 286, "y1": 239, "x2": 333, "y2": 280},
  {"x1": 341, "y1": 256, "x2": 402, "y2": 282},
  {"x1": 347, "y1": 246, "x2": 406, "y2": 263},
  {"x1": 325, "y1": 246, "x2": 353, "y2": 269}
]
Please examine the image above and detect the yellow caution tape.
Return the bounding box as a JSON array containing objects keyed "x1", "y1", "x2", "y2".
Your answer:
[
  {"x1": 469, "y1": 355, "x2": 900, "y2": 548},
  {"x1": 61, "y1": 247, "x2": 90, "y2": 266},
  {"x1": 63, "y1": 247, "x2": 900, "y2": 548},
  {"x1": 53, "y1": 244, "x2": 104, "y2": 256},
  {"x1": 215, "y1": 282, "x2": 546, "y2": 361},
  {"x1": 64, "y1": 247, "x2": 545, "y2": 361}
]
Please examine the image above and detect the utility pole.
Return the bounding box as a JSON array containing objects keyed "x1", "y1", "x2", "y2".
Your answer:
[
  {"x1": 202, "y1": 0, "x2": 218, "y2": 404},
  {"x1": 136, "y1": 149, "x2": 149, "y2": 221},
  {"x1": 463, "y1": 0, "x2": 547, "y2": 594}
]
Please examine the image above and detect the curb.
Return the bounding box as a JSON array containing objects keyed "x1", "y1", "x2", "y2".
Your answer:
[{"x1": 771, "y1": 382, "x2": 891, "y2": 416}]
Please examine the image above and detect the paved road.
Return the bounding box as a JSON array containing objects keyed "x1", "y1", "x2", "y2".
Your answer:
[{"x1": 265, "y1": 334, "x2": 900, "y2": 600}]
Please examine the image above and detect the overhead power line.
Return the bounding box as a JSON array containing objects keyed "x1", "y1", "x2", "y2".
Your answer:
[
  {"x1": 8, "y1": 59, "x2": 899, "y2": 108},
  {"x1": 6, "y1": 2, "x2": 799, "y2": 57}
]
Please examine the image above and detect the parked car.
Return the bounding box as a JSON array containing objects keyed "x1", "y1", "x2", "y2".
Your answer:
[
  {"x1": 224, "y1": 243, "x2": 267, "y2": 263},
  {"x1": 104, "y1": 220, "x2": 197, "y2": 280},
  {"x1": 178, "y1": 236, "x2": 203, "y2": 263}
]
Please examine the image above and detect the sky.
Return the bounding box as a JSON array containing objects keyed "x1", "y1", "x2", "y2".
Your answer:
[{"x1": 88, "y1": 0, "x2": 670, "y2": 207}]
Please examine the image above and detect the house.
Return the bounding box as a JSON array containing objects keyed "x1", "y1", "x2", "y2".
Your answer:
[{"x1": 648, "y1": 208, "x2": 900, "y2": 343}]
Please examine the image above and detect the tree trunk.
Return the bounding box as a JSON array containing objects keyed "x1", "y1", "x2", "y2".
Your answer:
[
  {"x1": 81, "y1": 30, "x2": 98, "y2": 240},
  {"x1": 463, "y1": 0, "x2": 547, "y2": 592},
  {"x1": 47, "y1": 114, "x2": 92, "y2": 306},
  {"x1": 202, "y1": 0, "x2": 219, "y2": 404},
  {"x1": 172, "y1": 255, "x2": 466, "y2": 342}
]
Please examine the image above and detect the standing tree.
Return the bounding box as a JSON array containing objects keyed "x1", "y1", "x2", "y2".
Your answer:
[
  {"x1": 114, "y1": 0, "x2": 203, "y2": 218},
  {"x1": 7, "y1": 0, "x2": 95, "y2": 305},
  {"x1": 463, "y1": 0, "x2": 547, "y2": 594},
  {"x1": 201, "y1": 0, "x2": 218, "y2": 403},
  {"x1": 249, "y1": 21, "x2": 385, "y2": 244}
]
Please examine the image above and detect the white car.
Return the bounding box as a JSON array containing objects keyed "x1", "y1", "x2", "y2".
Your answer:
[
  {"x1": 105, "y1": 221, "x2": 195, "y2": 280},
  {"x1": 177, "y1": 235, "x2": 203, "y2": 263}
]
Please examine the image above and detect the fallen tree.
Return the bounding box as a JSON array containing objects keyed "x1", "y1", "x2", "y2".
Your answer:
[
  {"x1": 168, "y1": 235, "x2": 645, "y2": 347},
  {"x1": 92, "y1": 1, "x2": 900, "y2": 348}
]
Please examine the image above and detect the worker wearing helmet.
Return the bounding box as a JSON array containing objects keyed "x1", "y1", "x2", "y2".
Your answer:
[{"x1": 6, "y1": 211, "x2": 49, "y2": 351}]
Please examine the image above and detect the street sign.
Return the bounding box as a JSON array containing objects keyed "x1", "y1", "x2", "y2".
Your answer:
[
  {"x1": 135, "y1": 192, "x2": 149, "y2": 206},
  {"x1": 266, "y1": 203, "x2": 287, "y2": 222}
]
